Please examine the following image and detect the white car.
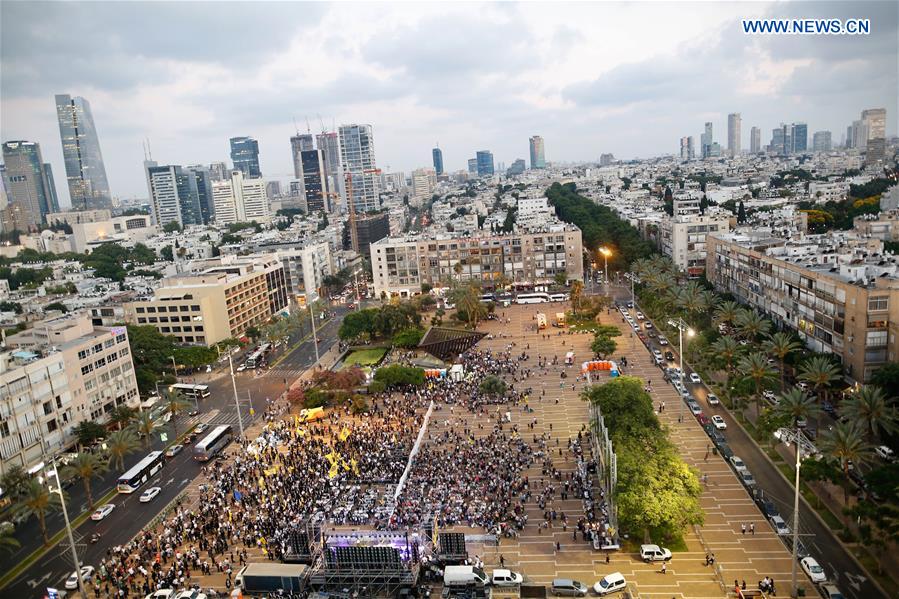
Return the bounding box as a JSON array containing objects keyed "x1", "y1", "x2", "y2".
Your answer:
[
  {"x1": 657, "y1": 336, "x2": 669, "y2": 345},
  {"x1": 165, "y1": 444, "x2": 183, "y2": 458},
  {"x1": 140, "y1": 486, "x2": 161, "y2": 503},
  {"x1": 711, "y1": 415, "x2": 727, "y2": 430},
  {"x1": 90, "y1": 503, "x2": 115, "y2": 521},
  {"x1": 770, "y1": 514, "x2": 791, "y2": 535},
  {"x1": 644, "y1": 322, "x2": 653, "y2": 329},
  {"x1": 730, "y1": 455, "x2": 747, "y2": 471},
  {"x1": 174, "y1": 591, "x2": 208, "y2": 599},
  {"x1": 763, "y1": 390, "x2": 777, "y2": 401},
  {"x1": 635, "y1": 312, "x2": 644, "y2": 320},
  {"x1": 144, "y1": 591, "x2": 176, "y2": 599},
  {"x1": 689, "y1": 372, "x2": 701, "y2": 384},
  {"x1": 875, "y1": 445, "x2": 895, "y2": 462},
  {"x1": 593, "y1": 572, "x2": 627, "y2": 596},
  {"x1": 491, "y1": 569, "x2": 524, "y2": 586},
  {"x1": 800, "y1": 557, "x2": 827, "y2": 583},
  {"x1": 707, "y1": 393, "x2": 720, "y2": 406},
  {"x1": 652, "y1": 350, "x2": 663, "y2": 359},
  {"x1": 639, "y1": 544, "x2": 672, "y2": 562},
  {"x1": 65, "y1": 565, "x2": 95, "y2": 589}
]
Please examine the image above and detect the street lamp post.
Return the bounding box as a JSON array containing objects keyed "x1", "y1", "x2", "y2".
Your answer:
[
  {"x1": 667, "y1": 317, "x2": 694, "y2": 423},
  {"x1": 228, "y1": 355, "x2": 245, "y2": 439},
  {"x1": 48, "y1": 455, "x2": 85, "y2": 598},
  {"x1": 309, "y1": 302, "x2": 320, "y2": 368},
  {"x1": 776, "y1": 426, "x2": 813, "y2": 598},
  {"x1": 599, "y1": 247, "x2": 611, "y2": 295}
]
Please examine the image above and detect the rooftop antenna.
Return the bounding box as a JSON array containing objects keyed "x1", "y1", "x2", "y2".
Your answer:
[
  {"x1": 146, "y1": 137, "x2": 153, "y2": 161},
  {"x1": 142, "y1": 140, "x2": 148, "y2": 161},
  {"x1": 293, "y1": 118, "x2": 300, "y2": 135}
]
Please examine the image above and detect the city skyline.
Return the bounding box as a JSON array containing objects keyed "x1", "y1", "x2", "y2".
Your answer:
[{"x1": 1, "y1": 1, "x2": 896, "y2": 205}]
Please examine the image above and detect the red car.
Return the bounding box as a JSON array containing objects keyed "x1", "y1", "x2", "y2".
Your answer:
[{"x1": 696, "y1": 414, "x2": 710, "y2": 426}]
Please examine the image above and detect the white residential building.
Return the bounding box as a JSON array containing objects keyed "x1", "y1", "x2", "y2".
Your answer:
[
  {"x1": 212, "y1": 170, "x2": 271, "y2": 225},
  {"x1": 659, "y1": 212, "x2": 731, "y2": 277}
]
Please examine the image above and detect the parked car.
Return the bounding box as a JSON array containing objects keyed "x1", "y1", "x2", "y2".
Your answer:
[
  {"x1": 769, "y1": 514, "x2": 791, "y2": 535},
  {"x1": 635, "y1": 312, "x2": 644, "y2": 320},
  {"x1": 737, "y1": 469, "x2": 757, "y2": 489},
  {"x1": 644, "y1": 322, "x2": 653, "y2": 329},
  {"x1": 711, "y1": 415, "x2": 726, "y2": 430},
  {"x1": 756, "y1": 496, "x2": 780, "y2": 520},
  {"x1": 819, "y1": 583, "x2": 845, "y2": 599},
  {"x1": 707, "y1": 393, "x2": 720, "y2": 406},
  {"x1": 491, "y1": 569, "x2": 524, "y2": 586},
  {"x1": 664, "y1": 350, "x2": 674, "y2": 360},
  {"x1": 708, "y1": 429, "x2": 726, "y2": 446},
  {"x1": 139, "y1": 486, "x2": 162, "y2": 503},
  {"x1": 688, "y1": 402, "x2": 702, "y2": 416},
  {"x1": 730, "y1": 455, "x2": 747, "y2": 471},
  {"x1": 91, "y1": 503, "x2": 115, "y2": 521},
  {"x1": 658, "y1": 337, "x2": 669, "y2": 346},
  {"x1": 165, "y1": 444, "x2": 183, "y2": 458},
  {"x1": 800, "y1": 557, "x2": 827, "y2": 583},
  {"x1": 639, "y1": 544, "x2": 672, "y2": 562},
  {"x1": 550, "y1": 579, "x2": 588, "y2": 597},
  {"x1": 875, "y1": 445, "x2": 895, "y2": 462},
  {"x1": 696, "y1": 414, "x2": 710, "y2": 426},
  {"x1": 717, "y1": 443, "x2": 735, "y2": 461},
  {"x1": 593, "y1": 572, "x2": 627, "y2": 596},
  {"x1": 65, "y1": 566, "x2": 96, "y2": 589}
]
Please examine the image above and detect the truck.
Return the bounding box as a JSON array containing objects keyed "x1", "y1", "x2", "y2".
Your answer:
[
  {"x1": 536, "y1": 313, "x2": 547, "y2": 330},
  {"x1": 444, "y1": 565, "x2": 490, "y2": 587},
  {"x1": 235, "y1": 563, "x2": 309, "y2": 594},
  {"x1": 552, "y1": 313, "x2": 566, "y2": 328}
]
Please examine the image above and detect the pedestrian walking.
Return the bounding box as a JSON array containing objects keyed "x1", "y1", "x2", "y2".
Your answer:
[
  {"x1": 750, "y1": 522, "x2": 755, "y2": 535},
  {"x1": 741, "y1": 523, "x2": 746, "y2": 535},
  {"x1": 499, "y1": 555, "x2": 505, "y2": 568}
]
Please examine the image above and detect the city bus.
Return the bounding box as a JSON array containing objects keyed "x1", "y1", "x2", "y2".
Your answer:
[
  {"x1": 245, "y1": 343, "x2": 271, "y2": 369},
  {"x1": 169, "y1": 383, "x2": 210, "y2": 401},
  {"x1": 117, "y1": 451, "x2": 165, "y2": 493},
  {"x1": 515, "y1": 292, "x2": 551, "y2": 304},
  {"x1": 194, "y1": 425, "x2": 233, "y2": 461}
]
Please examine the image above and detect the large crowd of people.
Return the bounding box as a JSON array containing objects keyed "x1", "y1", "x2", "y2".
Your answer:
[{"x1": 81, "y1": 335, "x2": 612, "y2": 597}]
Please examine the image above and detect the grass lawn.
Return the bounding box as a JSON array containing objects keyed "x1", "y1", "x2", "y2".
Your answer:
[{"x1": 343, "y1": 347, "x2": 388, "y2": 367}]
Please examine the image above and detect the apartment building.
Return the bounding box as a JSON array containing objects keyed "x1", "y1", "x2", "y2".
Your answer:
[
  {"x1": 123, "y1": 255, "x2": 288, "y2": 345},
  {"x1": 706, "y1": 232, "x2": 899, "y2": 382},
  {"x1": 853, "y1": 211, "x2": 899, "y2": 241},
  {"x1": 2, "y1": 313, "x2": 139, "y2": 472},
  {"x1": 659, "y1": 211, "x2": 731, "y2": 277},
  {"x1": 275, "y1": 243, "x2": 334, "y2": 304},
  {"x1": 371, "y1": 225, "x2": 583, "y2": 297}
]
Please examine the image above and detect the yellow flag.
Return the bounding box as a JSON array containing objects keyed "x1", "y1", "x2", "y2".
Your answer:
[
  {"x1": 258, "y1": 476, "x2": 265, "y2": 488},
  {"x1": 351, "y1": 458, "x2": 359, "y2": 475},
  {"x1": 328, "y1": 463, "x2": 339, "y2": 479},
  {"x1": 339, "y1": 427, "x2": 351, "y2": 442}
]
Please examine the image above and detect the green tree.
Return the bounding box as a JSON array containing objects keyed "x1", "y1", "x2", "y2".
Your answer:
[
  {"x1": 450, "y1": 284, "x2": 484, "y2": 329},
  {"x1": 765, "y1": 332, "x2": 802, "y2": 391},
  {"x1": 737, "y1": 352, "x2": 777, "y2": 416},
  {"x1": 392, "y1": 327, "x2": 424, "y2": 349},
  {"x1": 61, "y1": 452, "x2": 107, "y2": 510},
  {"x1": 245, "y1": 325, "x2": 261, "y2": 342},
  {"x1": 820, "y1": 421, "x2": 873, "y2": 511},
  {"x1": 373, "y1": 364, "x2": 426, "y2": 387},
  {"x1": 104, "y1": 428, "x2": 140, "y2": 471},
  {"x1": 160, "y1": 245, "x2": 174, "y2": 261},
  {"x1": 126, "y1": 324, "x2": 178, "y2": 393},
  {"x1": 109, "y1": 405, "x2": 137, "y2": 431},
  {"x1": 798, "y1": 356, "x2": 842, "y2": 415},
  {"x1": 840, "y1": 386, "x2": 899, "y2": 442},
  {"x1": 569, "y1": 280, "x2": 584, "y2": 315},
  {"x1": 844, "y1": 502, "x2": 899, "y2": 575},
  {"x1": 870, "y1": 363, "x2": 899, "y2": 399},
  {"x1": 800, "y1": 457, "x2": 842, "y2": 508},
  {"x1": 0, "y1": 465, "x2": 31, "y2": 503},
  {"x1": 773, "y1": 388, "x2": 822, "y2": 428},
  {"x1": 74, "y1": 420, "x2": 106, "y2": 447},
  {"x1": 164, "y1": 390, "x2": 191, "y2": 437},
  {"x1": 735, "y1": 309, "x2": 771, "y2": 341},
  {"x1": 479, "y1": 375, "x2": 507, "y2": 397},
  {"x1": 339, "y1": 309, "x2": 377, "y2": 340},
  {"x1": 737, "y1": 200, "x2": 747, "y2": 223},
  {"x1": 162, "y1": 221, "x2": 182, "y2": 233},
  {"x1": 14, "y1": 479, "x2": 61, "y2": 545},
  {"x1": 0, "y1": 523, "x2": 20, "y2": 554},
  {"x1": 553, "y1": 271, "x2": 568, "y2": 287},
  {"x1": 710, "y1": 336, "x2": 741, "y2": 376},
  {"x1": 132, "y1": 411, "x2": 159, "y2": 450},
  {"x1": 591, "y1": 334, "x2": 617, "y2": 359}
]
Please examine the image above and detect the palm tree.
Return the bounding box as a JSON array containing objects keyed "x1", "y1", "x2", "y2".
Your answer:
[
  {"x1": 14, "y1": 479, "x2": 61, "y2": 545},
  {"x1": 108, "y1": 405, "x2": 137, "y2": 431},
  {"x1": 841, "y1": 386, "x2": 899, "y2": 442},
  {"x1": 569, "y1": 280, "x2": 584, "y2": 315},
  {"x1": 798, "y1": 356, "x2": 842, "y2": 410},
  {"x1": 61, "y1": 452, "x2": 107, "y2": 510},
  {"x1": 710, "y1": 336, "x2": 741, "y2": 376},
  {"x1": 820, "y1": 421, "x2": 872, "y2": 511},
  {"x1": 132, "y1": 410, "x2": 159, "y2": 450},
  {"x1": 451, "y1": 284, "x2": 483, "y2": 329},
  {"x1": 766, "y1": 332, "x2": 802, "y2": 390},
  {"x1": 164, "y1": 390, "x2": 191, "y2": 437},
  {"x1": 737, "y1": 352, "x2": 777, "y2": 415},
  {"x1": 735, "y1": 309, "x2": 772, "y2": 341},
  {"x1": 774, "y1": 388, "x2": 822, "y2": 428},
  {"x1": 0, "y1": 524, "x2": 20, "y2": 554},
  {"x1": 105, "y1": 428, "x2": 140, "y2": 471},
  {"x1": 713, "y1": 300, "x2": 741, "y2": 327}
]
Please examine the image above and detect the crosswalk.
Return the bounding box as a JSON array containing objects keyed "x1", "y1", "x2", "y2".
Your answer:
[{"x1": 260, "y1": 367, "x2": 309, "y2": 382}]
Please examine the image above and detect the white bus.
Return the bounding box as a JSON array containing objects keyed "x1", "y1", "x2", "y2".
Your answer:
[
  {"x1": 194, "y1": 425, "x2": 233, "y2": 461},
  {"x1": 117, "y1": 451, "x2": 165, "y2": 493},
  {"x1": 169, "y1": 383, "x2": 210, "y2": 400},
  {"x1": 515, "y1": 292, "x2": 551, "y2": 304},
  {"x1": 479, "y1": 293, "x2": 496, "y2": 304},
  {"x1": 245, "y1": 343, "x2": 271, "y2": 369},
  {"x1": 549, "y1": 293, "x2": 569, "y2": 302}
]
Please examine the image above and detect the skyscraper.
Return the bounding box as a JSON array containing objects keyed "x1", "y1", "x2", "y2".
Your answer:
[
  {"x1": 185, "y1": 165, "x2": 214, "y2": 224},
  {"x1": 432, "y1": 146, "x2": 444, "y2": 176},
  {"x1": 507, "y1": 159, "x2": 526, "y2": 176},
  {"x1": 861, "y1": 108, "x2": 886, "y2": 141},
  {"x1": 229, "y1": 136, "x2": 261, "y2": 178},
  {"x1": 316, "y1": 132, "x2": 346, "y2": 212},
  {"x1": 146, "y1": 164, "x2": 203, "y2": 227},
  {"x1": 529, "y1": 136, "x2": 546, "y2": 169},
  {"x1": 679, "y1": 137, "x2": 690, "y2": 161},
  {"x1": 750, "y1": 127, "x2": 761, "y2": 154},
  {"x1": 1, "y1": 141, "x2": 56, "y2": 229},
  {"x1": 791, "y1": 123, "x2": 808, "y2": 153},
  {"x1": 43, "y1": 163, "x2": 60, "y2": 214},
  {"x1": 700, "y1": 122, "x2": 713, "y2": 158},
  {"x1": 338, "y1": 124, "x2": 380, "y2": 213},
  {"x1": 812, "y1": 131, "x2": 833, "y2": 153},
  {"x1": 209, "y1": 161, "x2": 229, "y2": 182},
  {"x1": 212, "y1": 170, "x2": 270, "y2": 224},
  {"x1": 476, "y1": 150, "x2": 494, "y2": 176},
  {"x1": 299, "y1": 149, "x2": 329, "y2": 213},
  {"x1": 727, "y1": 113, "x2": 741, "y2": 157},
  {"x1": 467, "y1": 159, "x2": 478, "y2": 174},
  {"x1": 290, "y1": 134, "x2": 315, "y2": 179},
  {"x1": 55, "y1": 94, "x2": 112, "y2": 210}
]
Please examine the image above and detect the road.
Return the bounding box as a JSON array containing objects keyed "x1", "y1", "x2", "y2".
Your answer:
[
  {"x1": 614, "y1": 294, "x2": 885, "y2": 599},
  {"x1": 2, "y1": 308, "x2": 347, "y2": 598}
]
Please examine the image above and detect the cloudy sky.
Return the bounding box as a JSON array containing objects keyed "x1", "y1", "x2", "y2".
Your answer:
[{"x1": 2, "y1": 1, "x2": 896, "y2": 206}]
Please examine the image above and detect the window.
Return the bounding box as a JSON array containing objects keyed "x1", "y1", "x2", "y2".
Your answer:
[
  {"x1": 119, "y1": 347, "x2": 129, "y2": 357},
  {"x1": 81, "y1": 364, "x2": 93, "y2": 375},
  {"x1": 866, "y1": 331, "x2": 887, "y2": 348},
  {"x1": 104, "y1": 339, "x2": 115, "y2": 348},
  {"x1": 868, "y1": 296, "x2": 889, "y2": 311},
  {"x1": 43, "y1": 401, "x2": 52, "y2": 416},
  {"x1": 78, "y1": 350, "x2": 88, "y2": 360},
  {"x1": 136, "y1": 307, "x2": 145, "y2": 313},
  {"x1": 95, "y1": 357, "x2": 106, "y2": 368},
  {"x1": 191, "y1": 305, "x2": 200, "y2": 312},
  {"x1": 116, "y1": 334, "x2": 126, "y2": 344}
]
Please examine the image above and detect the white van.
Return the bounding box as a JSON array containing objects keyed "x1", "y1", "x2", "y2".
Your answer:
[
  {"x1": 593, "y1": 572, "x2": 627, "y2": 596},
  {"x1": 444, "y1": 565, "x2": 489, "y2": 586}
]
